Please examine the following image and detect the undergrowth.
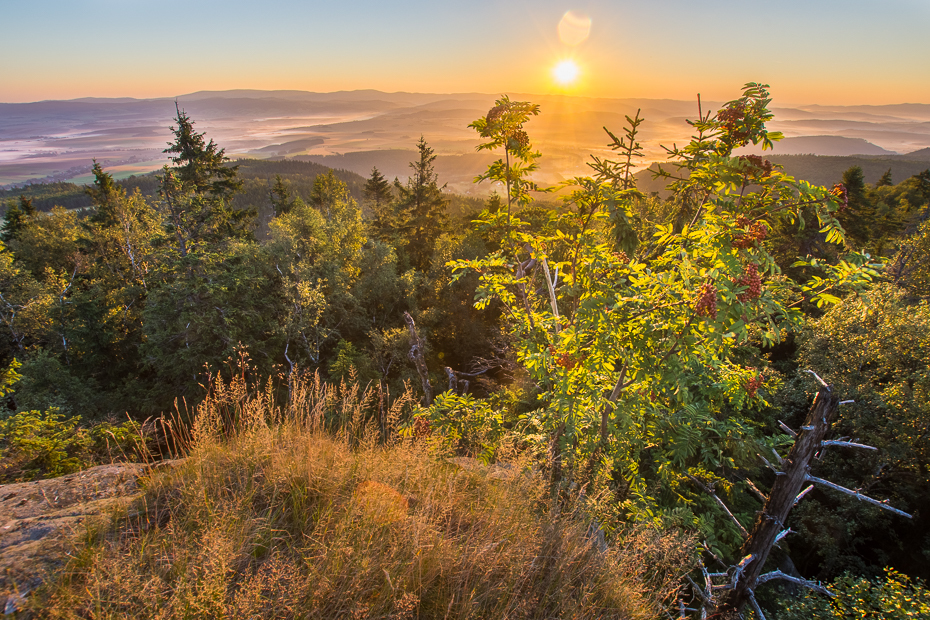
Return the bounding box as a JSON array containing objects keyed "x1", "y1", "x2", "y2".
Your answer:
[{"x1": 32, "y1": 365, "x2": 694, "y2": 619}]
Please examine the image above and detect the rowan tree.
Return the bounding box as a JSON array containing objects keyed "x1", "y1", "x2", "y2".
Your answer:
[{"x1": 446, "y1": 84, "x2": 879, "y2": 542}]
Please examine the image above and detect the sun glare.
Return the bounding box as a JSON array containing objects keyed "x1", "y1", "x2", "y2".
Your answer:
[{"x1": 553, "y1": 60, "x2": 580, "y2": 85}]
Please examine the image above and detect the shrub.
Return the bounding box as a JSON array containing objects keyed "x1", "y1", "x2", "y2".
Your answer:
[
  {"x1": 0, "y1": 408, "x2": 145, "y2": 482},
  {"x1": 777, "y1": 568, "x2": 930, "y2": 619}
]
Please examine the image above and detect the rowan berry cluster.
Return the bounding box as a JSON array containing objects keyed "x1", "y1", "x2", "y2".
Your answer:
[
  {"x1": 486, "y1": 105, "x2": 506, "y2": 124},
  {"x1": 736, "y1": 263, "x2": 762, "y2": 302},
  {"x1": 549, "y1": 344, "x2": 582, "y2": 369},
  {"x1": 717, "y1": 102, "x2": 751, "y2": 142},
  {"x1": 695, "y1": 281, "x2": 718, "y2": 318},
  {"x1": 613, "y1": 251, "x2": 629, "y2": 264},
  {"x1": 413, "y1": 417, "x2": 432, "y2": 438},
  {"x1": 733, "y1": 220, "x2": 769, "y2": 249},
  {"x1": 738, "y1": 154, "x2": 773, "y2": 177},
  {"x1": 830, "y1": 183, "x2": 848, "y2": 210},
  {"x1": 745, "y1": 373, "x2": 764, "y2": 398},
  {"x1": 507, "y1": 129, "x2": 530, "y2": 151}
]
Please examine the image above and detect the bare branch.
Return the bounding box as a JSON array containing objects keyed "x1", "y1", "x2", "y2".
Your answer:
[
  {"x1": 730, "y1": 554, "x2": 755, "y2": 589},
  {"x1": 743, "y1": 477, "x2": 769, "y2": 503},
  {"x1": 686, "y1": 575, "x2": 708, "y2": 603},
  {"x1": 794, "y1": 485, "x2": 814, "y2": 506},
  {"x1": 774, "y1": 528, "x2": 793, "y2": 545},
  {"x1": 803, "y1": 369, "x2": 829, "y2": 387},
  {"x1": 839, "y1": 400, "x2": 855, "y2": 405},
  {"x1": 702, "y1": 542, "x2": 728, "y2": 570},
  {"x1": 771, "y1": 447, "x2": 785, "y2": 467},
  {"x1": 806, "y1": 475, "x2": 913, "y2": 518},
  {"x1": 403, "y1": 312, "x2": 433, "y2": 406},
  {"x1": 540, "y1": 256, "x2": 560, "y2": 328},
  {"x1": 778, "y1": 420, "x2": 797, "y2": 437},
  {"x1": 687, "y1": 473, "x2": 749, "y2": 538},
  {"x1": 757, "y1": 452, "x2": 783, "y2": 475},
  {"x1": 822, "y1": 440, "x2": 877, "y2": 451},
  {"x1": 756, "y1": 570, "x2": 834, "y2": 597},
  {"x1": 748, "y1": 590, "x2": 768, "y2": 620}
]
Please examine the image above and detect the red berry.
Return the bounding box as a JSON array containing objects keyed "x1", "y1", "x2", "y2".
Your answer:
[
  {"x1": 735, "y1": 263, "x2": 762, "y2": 302},
  {"x1": 695, "y1": 281, "x2": 718, "y2": 318}
]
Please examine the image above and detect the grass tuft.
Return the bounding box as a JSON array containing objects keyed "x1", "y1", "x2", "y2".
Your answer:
[{"x1": 34, "y1": 369, "x2": 692, "y2": 619}]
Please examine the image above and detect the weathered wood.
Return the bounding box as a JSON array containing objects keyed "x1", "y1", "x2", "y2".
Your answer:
[
  {"x1": 403, "y1": 312, "x2": 433, "y2": 406},
  {"x1": 806, "y1": 475, "x2": 913, "y2": 518},
  {"x1": 720, "y1": 385, "x2": 839, "y2": 614}
]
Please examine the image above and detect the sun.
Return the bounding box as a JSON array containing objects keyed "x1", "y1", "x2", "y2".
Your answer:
[{"x1": 553, "y1": 60, "x2": 580, "y2": 86}]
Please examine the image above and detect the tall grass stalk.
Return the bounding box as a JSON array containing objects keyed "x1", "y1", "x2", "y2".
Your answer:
[{"x1": 36, "y1": 366, "x2": 692, "y2": 619}]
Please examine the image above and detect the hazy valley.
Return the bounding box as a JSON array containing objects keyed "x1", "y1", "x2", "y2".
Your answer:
[{"x1": 4, "y1": 89, "x2": 930, "y2": 193}]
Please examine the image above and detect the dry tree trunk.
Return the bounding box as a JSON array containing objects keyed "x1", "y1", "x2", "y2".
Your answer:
[
  {"x1": 403, "y1": 311, "x2": 433, "y2": 406},
  {"x1": 719, "y1": 384, "x2": 839, "y2": 614}
]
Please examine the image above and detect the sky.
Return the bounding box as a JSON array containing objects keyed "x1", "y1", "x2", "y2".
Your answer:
[{"x1": 2, "y1": 0, "x2": 929, "y2": 105}]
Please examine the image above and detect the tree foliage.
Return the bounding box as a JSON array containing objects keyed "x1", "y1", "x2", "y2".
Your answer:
[
  {"x1": 394, "y1": 138, "x2": 447, "y2": 271},
  {"x1": 448, "y1": 84, "x2": 879, "y2": 541}
]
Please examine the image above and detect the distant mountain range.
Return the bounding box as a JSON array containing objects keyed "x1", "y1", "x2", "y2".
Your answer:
[{"x1": 2, "y1": 89, "x2": 929, "y2": 192}]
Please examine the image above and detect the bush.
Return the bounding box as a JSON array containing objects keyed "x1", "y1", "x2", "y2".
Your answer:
[
  {"x1": 0, "y1": 408, "x2": 146, "y2": 482},
  {"x1": 777, "y1": 568, "x2": 930, "y2": 619}
]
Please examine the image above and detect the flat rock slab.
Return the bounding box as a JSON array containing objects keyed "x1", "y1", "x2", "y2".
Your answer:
[{"x1": 0, "y1": 462, "x2": 166, "y2": 613}]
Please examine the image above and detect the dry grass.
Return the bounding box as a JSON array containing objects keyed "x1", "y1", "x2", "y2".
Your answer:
[{"x1": 33, "y1": 368, "x2": 693, "y2": 619}]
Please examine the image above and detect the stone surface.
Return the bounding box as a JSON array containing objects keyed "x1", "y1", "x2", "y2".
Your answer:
[{"x1": 0, "y1": 462, "x2": 167, "y2": 614}]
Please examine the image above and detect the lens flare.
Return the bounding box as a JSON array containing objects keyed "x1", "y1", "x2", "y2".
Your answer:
[
  {"x1": 553, "y1": 60, "x2": 580, "y2": 85},
  {"x1": 558, "y1": 11, "x2": 591, "y2": 46}
]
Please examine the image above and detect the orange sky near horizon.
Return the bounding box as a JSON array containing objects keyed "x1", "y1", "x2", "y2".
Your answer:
[{"x1": 3, "y1": 1, "x2": 930, "y2": 106}]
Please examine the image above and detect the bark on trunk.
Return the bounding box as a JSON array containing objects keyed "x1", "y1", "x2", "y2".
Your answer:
[
  {"x1": 719, "y1": 385, "x2": 839, "y2": 615},
  {"x1": 403, "y1": 312, "x2": 433, "y2": 406}
]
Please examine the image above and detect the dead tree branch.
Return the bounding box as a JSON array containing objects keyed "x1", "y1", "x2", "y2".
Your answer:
[
  {"x1": 806, "y1": 475, "x2": 913, "y2": 518},
  {"x1": 756, "y1": 570, "x2": 834, "y2": 597},
  {"x1": 686, "y1": 473, "x2": 749, "y2": 539},
  {"x1": 403, "y1": 311, "x2": 433, "y2": 406},
  {"x1": 821, "y1": 440, "x2": 877, "y2": 451},
  {"x1": 717, "y1": 385, "x2": 839, "y2": 614}
]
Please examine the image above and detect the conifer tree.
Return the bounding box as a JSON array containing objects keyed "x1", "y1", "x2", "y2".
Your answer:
[
  {"x1": 877, "y1": 168, "x2": 893, "y2": 187},
  {"x1": 364, "y1": 167, "x2": 396, "y2": 242},
  {"x1": 0, "y1": 196, "x2": 36, "y2": 243},
  {"x1": 86, "y1": 161, "x2": 125, "y2": 227},
  {"x1": 270, "y1": 175, "x2": 293, "y2": 217},
  {"x1": 364, "y1": 167, "x2": 392, "y2": 208},
  {"x1": 395, "y1": 137, "x2": 446, "y2": 271},
  {"x1": 159, "y1": 105, "x2": 252, "y2": 255},
  {"x1": 914, "y1": 169, "x2": 930, "y2": 204},
  {"x1": 838, "y1": 165, "x2": 874, "y2": 247},
  {"x1": 164, "y1": 103, "x2": 242, "y2": 200}
]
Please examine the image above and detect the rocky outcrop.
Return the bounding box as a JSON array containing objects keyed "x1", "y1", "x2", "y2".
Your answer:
[{"x1": 0, "y1": 463, "x2": 160, "y2": 614}]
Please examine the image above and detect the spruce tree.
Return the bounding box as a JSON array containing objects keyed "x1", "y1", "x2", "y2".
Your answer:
[
  {"x1": 270, "y1": 175, "x2": 293, "y2": 217},
  {"x1": 838, "y1": 165, "x2": 874, "y2": 247},
  {"x1": 877, "y1": 168, "x2": 893, "y2": 187},
  {"x1": 0, "y1": 196, "x2": 36, "y2": 243},
  {"x1": 364, "y1": 167, "x2": 396, "y2": 242},
  {"x1": 396, "y1": 137, "x2": 446, "y2": 271},
  {"x1": 159, "y1": 105, "x2": 252, "y2": 255},
  {"x1": 914, "y1": 169, "x2": 930, "y2": 204},
  {"x1": 364, "y1": 167, "x2": 392, "y2": 208},
  {"x1": 86, "y1": 161, "x2": 125, "y2": 227},
  {"x1": 164, "y1": 103, "x2": 242, "y2": 200}
]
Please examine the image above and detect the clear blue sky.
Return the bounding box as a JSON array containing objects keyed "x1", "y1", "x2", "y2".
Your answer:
[{"x1": 2, "y1": 0, "x2": 928, "y2": 104}]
